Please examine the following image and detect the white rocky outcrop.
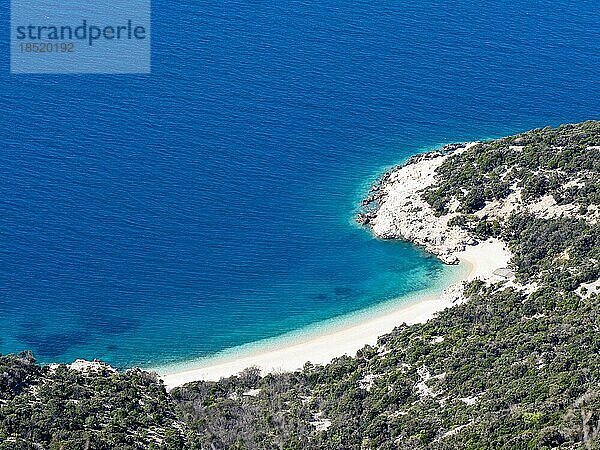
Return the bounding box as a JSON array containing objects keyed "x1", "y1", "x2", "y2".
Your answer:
[
  {"x1": 370, "y1": 150, "x2": 470, "y2": 264},
  {"x1": 69, "y1": 359, "x2": 117, "y2": 373},
  {"x1": 368, "y1": 143, "x2": 506, "y2": 266}
]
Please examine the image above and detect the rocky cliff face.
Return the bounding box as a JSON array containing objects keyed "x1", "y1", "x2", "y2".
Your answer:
[{"x1": 358, "y1": 143, "x2": 477, "y2": 264}]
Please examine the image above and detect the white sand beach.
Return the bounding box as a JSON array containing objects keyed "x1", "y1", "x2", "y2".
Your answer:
[{"x1": 160, "y1": 239, "x2": 510, "y2": 388}]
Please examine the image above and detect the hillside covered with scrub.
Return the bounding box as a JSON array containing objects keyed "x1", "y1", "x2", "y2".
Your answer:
[{"x1": 1, "y1": 121, "x2": 600, "y2": 449}]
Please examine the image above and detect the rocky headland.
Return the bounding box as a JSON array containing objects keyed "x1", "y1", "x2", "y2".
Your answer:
[{"x1": 358, "y1": 142, "x2": 486, "y2": 264}]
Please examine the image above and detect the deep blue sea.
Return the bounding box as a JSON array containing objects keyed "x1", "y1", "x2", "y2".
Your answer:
[{"x1": 1, "y1": 0, "x2": 600, "y2": 368}]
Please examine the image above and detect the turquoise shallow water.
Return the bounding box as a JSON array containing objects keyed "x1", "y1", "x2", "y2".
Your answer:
[
  {"x1": 1, "y1": 0, "x2": 600, "y2": 368},
  {"x1": 153, "y1": 259, "x2": 467, "y2": 376}
]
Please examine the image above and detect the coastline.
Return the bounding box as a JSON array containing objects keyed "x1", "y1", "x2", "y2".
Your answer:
[
  {"x1": 159, "y1": 240, "x2": 508, "y2": 389},
  {"x1": 159, "y1": 142, "x2": 513, "y2": 389}
]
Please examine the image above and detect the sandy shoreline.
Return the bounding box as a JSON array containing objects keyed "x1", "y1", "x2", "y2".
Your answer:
[{"x1": 159, "y1": 239, "x2": 510, "y2": 389}]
